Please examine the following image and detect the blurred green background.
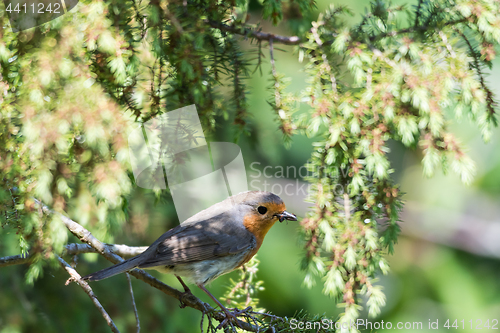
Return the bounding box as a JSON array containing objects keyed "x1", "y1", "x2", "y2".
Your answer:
[{"x1": 1, "y1": 0, "x2": 500, "y2": 332}]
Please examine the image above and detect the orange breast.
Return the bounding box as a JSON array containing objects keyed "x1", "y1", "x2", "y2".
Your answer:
[{"x1": 239, "y1": 211, "x2": 280, "y2": 266}]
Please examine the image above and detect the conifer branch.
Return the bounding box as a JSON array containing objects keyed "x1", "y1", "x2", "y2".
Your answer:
[
  {"x1": 458, "y1": 31, "x2": 498, "y2": 124},
  {"x1": 368, "y1": 17, "x2": 468, "y2": 42},
  {"x1": 414, "y1": 0, "x2": 424, "y2": 27}
]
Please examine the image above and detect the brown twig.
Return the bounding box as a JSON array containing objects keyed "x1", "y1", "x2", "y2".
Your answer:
[
  {"x1": 57, "y1": 256, "x2": 120, "y2": 333},
  {"x1": 165, "y1": 6, "x2": 184, "y2": 33}
]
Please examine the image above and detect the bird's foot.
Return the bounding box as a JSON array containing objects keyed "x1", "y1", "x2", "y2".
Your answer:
[
  {"x1": 177, "y1": 276, "x2": 194, "y2": 308},
  {"x1": 178, "y1": 290, "x2": 191, "y2": 309},
  {"x1": 216, "y1": 306, "x2": 253, "y2": 330}
]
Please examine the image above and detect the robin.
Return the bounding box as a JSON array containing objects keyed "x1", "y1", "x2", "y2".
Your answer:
[{"x1": 83, "y1": 191, "x2": 297, "y2": 327}]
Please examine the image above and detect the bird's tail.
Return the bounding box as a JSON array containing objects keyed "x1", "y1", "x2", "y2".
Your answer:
[{"x1": 82, "y1": 256, "x2": 145, "y2": 282}]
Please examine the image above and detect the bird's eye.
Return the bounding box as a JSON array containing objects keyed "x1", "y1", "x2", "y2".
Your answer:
[{"x1": 257, "y1": 206, "x2": 267, "y2": 214}]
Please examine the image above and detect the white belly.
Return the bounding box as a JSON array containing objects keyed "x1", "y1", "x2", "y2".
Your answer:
[{"x1": 149, "y1": 252, "x2": 248, "y2": 285}]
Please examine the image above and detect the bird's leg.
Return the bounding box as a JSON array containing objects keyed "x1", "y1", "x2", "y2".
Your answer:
[
  {"x1": 177, "y1": 276, "x2": 193, "y2": 308},
  {"x1": 197, "y1": 284, "x2": 252, "y2": 329},
  {"x1": 197, "y1": 284, "x2": 236, "y2": 328},
  {"x1": 176, "y1": 275, "x2": 191, "y2": 293}
]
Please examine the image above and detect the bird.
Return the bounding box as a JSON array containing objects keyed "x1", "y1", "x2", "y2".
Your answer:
[{"x1": 83, "y1": 191, "x2": 297, "y2": 327}]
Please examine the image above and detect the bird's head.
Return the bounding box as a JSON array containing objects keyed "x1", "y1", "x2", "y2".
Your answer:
[{"x1": 236, "y1": 191, "x2": 297, "y2": 242}]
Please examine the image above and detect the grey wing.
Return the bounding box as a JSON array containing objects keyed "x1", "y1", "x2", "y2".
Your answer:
[{"x1": 138, "y1": 217, "x2": 255, "y2": 269}]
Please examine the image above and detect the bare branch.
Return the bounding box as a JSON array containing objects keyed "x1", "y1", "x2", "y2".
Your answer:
[
  {"x1": 57, "y1": 256, "x2": 120, "y2": 333},
  {"x1": 206, "y1": 17, "x2": 468, "y2": 49},
  {"x1": 1, "y1": 243, "x2": 148, "y2": 268},
  {"x1": 126, "y1": 273, "x2": 140, "y2": 333},
  {"x1": 65, "y1": 243, "x2": 148, "y2": 257},
  {"x1": 207, "y1": 20, "x2": 302, "y2": 45},
  {"x1": 0, "y1": 253, "x2": 30, "y2": 268}
]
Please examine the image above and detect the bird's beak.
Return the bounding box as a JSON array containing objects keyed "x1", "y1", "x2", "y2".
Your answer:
[{"x1": 277, "y1": 211, "x2": 297, "y2": 222}]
